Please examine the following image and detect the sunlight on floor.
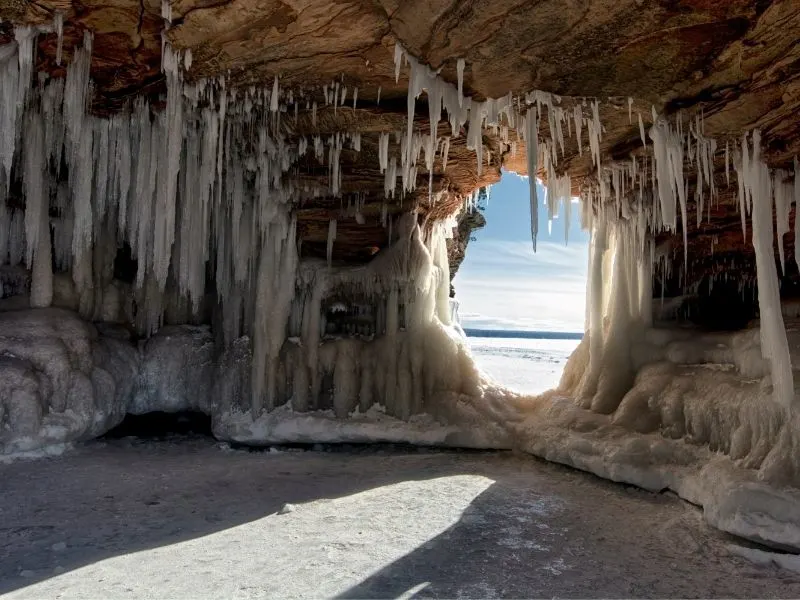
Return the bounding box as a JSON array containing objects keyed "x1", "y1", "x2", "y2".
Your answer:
[{"x1": 6, "y1": 475, "x2": 494, "y2": 600}]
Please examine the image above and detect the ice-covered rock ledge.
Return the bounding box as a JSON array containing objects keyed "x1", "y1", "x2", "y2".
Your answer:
[
  {"x1": 511, "y1": 394, "x2": 800, "y2": 551},
  {"x1": 0, "y1": 308, "x2": 511, "y2": 454},
  {"x1": 489, "y1": 319, "x2": 800, "y2": 552},
  {"x1": 213, "y1": 402, "x2": 511, "y2": 449},
  {"x1": 0, "y1": 308, "x2": 138, "y2": 454}
]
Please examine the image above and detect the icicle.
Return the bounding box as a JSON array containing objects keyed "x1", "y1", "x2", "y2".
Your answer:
[
  {"x1": 394, "y1": 43, "x2": 403, "y2": 82},
  {"x1": 587, "y1": 100, "x2": 602, "y2": 174},
  {"x1": 333, "y1": 81, "x2": 339, "y2": 113},
  {"x1": 525, "y1": 108, "x2": 539, "y2": 250},
  {"x1": 384, "y1": 157, "x2": 397, "y2": 198},
  {"x1": 352, "y1": 87, "x2": 357, "y2": 110},
  {"x1": 30, "y1": 208, "x2": 53, "y2": 308},
  {"x1": 326, "y1": 219, "x2": 337, "y2": 267},
  {"x1": 774, "y1": 169, "x2": 792, "y2": 275},
  {"x1": 573, "y1": 105, "x2": 582, "y2": 156},
  {"x1": 747, "y1": 130, "x2": 794, "y2": 409},
  {"x1": 23, "y1": 111, "x2": 46, "y2": 268},
  {"x1": 54, "y1": 12, "x2": 64, "y2": 66},
  {"x1": 627, "y1": 97, "x2": 633, "y2": 123},
  {"x1": 795, "y1": 157, "x2": 800, "y2": 269},
  {"x1": 270, "y1": 76, "x2": 279, "y2": 113},
  {"x1": 725, "y1": 140, "x2": 730, "y2": 187},
  {"x1": 638, "y1": 113, "x2": 646, "y2": 149},
  {"x1": 376, "y1": 86, "x2": 381, "y2": 105},
  {"x1": 457, "y1": 58, "x2": 465, "y2": 107},
  {"x1": 378, "y1": 132, "x2": 389, "y2": 173},
  {"x1": 152, "y1": 44, "x2": 184, "y2": 289},
  {"x1": 161, "y1": 0, "x2": 172, "y2": 23}
]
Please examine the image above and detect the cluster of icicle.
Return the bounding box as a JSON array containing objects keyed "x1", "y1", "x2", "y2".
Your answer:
[
  {"x1": 272, "y1": 212, "x2": 459, "y2": 418},
  {"x1": 0, "y1": 20, "x2": 591, "y2": 333},
  {"x1": 391, "y1": 44, "x2": 605, "y2": 250},
  {"x1": 576, "y1": 103, "x2": 800, "y2": 410},
  {"x1": 0, "y1": 25, "x2": 326, "y2": 413},
  {"x1": 0, "y1": 22, "x2": 493, "y2": 416}
]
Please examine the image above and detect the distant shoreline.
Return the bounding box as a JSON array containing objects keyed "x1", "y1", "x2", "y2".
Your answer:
[{"x1": 464, "y1": 328, "x2": 584, "y2": 340}]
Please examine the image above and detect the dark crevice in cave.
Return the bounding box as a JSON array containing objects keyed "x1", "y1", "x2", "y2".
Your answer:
[{"x1": 102, "y1": 411, "x2": 213, "y2": 439}]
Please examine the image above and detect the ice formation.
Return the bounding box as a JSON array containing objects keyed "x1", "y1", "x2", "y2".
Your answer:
[
  {"x1": 3, "y1": 20, "x2": 800, "y2": 553},
  {"x1": 3, "y1": 25, "x2": 523, "y2": 451}
]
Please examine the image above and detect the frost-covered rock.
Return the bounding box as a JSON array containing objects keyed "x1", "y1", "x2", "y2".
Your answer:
[
  {"x1": 0, "y1": 308, "x2": 137, "y2": 453},
  {"x1": 130, "y1": 325, "x2": 215, "y2": 415}
]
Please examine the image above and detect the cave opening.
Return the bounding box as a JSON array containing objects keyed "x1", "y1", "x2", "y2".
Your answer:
[
  {"x1": 451, "y1": 171, "x2": 588, "y2": 394},
  {"x1": 102, "y1": 412, "x2": 213, "y2": 440}
]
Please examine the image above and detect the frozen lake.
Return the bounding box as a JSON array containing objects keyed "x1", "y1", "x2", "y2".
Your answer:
[{"x1": 466, "y1": 333, "x2": 581, "y2": 395}]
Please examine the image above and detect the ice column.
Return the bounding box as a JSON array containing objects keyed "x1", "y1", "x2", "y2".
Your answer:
[{"x1": 746, "y1": 131, "x2": 794, "y2": 409}]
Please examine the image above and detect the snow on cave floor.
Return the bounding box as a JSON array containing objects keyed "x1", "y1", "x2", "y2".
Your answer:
[{"x1": 3, "y1": 438, "x2": 800, "y2": 599}]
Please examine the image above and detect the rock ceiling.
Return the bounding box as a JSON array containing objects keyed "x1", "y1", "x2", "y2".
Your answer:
[{"x1": 3, "y1": 0, "x2": 799, "y2": 280}]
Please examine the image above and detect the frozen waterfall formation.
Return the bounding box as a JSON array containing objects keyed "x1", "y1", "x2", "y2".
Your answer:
[{"x1": 3, "y1": 5, "x2": 800, "y2": 551}]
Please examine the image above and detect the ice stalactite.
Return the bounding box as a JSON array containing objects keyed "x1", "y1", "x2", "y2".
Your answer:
[
  {"x1": 739, "y1": 131, "x2": 794, "y2": 410},
  {"x1": 428, "y1": 217, "x2": 456, "y2": 326},
  {"x1": 327, "y1": 219, "x2": 337, "y2": 267},
  {"x1": 649, "y1": 115, "x2": 688, "y2": 271},
  {"x1": 576, "y1": 215, "x2": 608, "y2": 403},
  {"x1": 457, "y1": 58, "x2": 465, "y2": 105},
  {"x1": 774, "y1": 169, "x2": 793, "y2": 275},
  {"x1": 0, "y1": 26, "x2": 346, "y2": 410},
  {"x1": 252, "y1": 214, "x2": 298, "y2": 414},
  {"x1": 152, "y1": 45, "x2": 184, "y2": 290},
  {"x1": 1, "y1": 27, "x2": 34, "y2": 194},
  {"x1": 525, "y1": 108, "x2": 539, "y2": 250},
  {"x1": 795, "y1": 157, "x2": 800, "y2": 269}
]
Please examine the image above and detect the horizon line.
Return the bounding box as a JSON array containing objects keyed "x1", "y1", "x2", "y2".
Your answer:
[{"x1": 464, "y1": 328, "x2": 584, "y2": 340}]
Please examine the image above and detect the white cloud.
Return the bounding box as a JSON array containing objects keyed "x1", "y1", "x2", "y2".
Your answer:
[{"x1": 453, "y1": 239, "x2": 588, "y2": 333}]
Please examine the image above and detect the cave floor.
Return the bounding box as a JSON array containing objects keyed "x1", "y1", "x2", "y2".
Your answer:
[{"x1": 1, "y1": 438, "x2": 798, "y2": 599}]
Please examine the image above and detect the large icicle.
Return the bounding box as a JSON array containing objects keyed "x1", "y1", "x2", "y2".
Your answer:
[
  {"x1": 795, "y1": 157, "x2": 800, "y2": 268},
  {"x1": 152, "y1": 44, "x2": 184, "y2": 289},
  {"x1": 525, "y1": 108, "x2": 539, "y2": 250},
  {"x1": 746, "y1": 131, "x2": 794, "y2": 409}
]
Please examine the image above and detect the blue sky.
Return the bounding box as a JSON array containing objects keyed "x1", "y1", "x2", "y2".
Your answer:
[{"x1": 452, "y1": 171, "x2": 589, "y2": 332}]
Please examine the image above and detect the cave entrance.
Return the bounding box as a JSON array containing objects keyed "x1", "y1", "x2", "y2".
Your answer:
[
  {"x1": 102, "y1": 412, "x2": 213, "y2": 440},
  {"x1": 451, "y1": 171, "x2": 588, "y2": 395}
]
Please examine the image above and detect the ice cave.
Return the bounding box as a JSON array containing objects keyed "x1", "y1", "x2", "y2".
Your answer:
[{"x1": 2, "y1": 0, "x2": 800, "y2": 557}]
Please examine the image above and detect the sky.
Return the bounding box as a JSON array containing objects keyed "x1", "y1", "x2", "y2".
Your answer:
[{"x1": 452, "y1": 171, "x2": 589, "y2": 333}]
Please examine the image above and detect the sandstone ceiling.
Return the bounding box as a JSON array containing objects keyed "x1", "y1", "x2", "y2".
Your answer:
[{"x1": 3, "y1": 0, "x2": 799, "y2": 282}]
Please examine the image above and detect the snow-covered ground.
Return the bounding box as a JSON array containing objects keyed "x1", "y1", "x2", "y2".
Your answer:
[
  {"x1": 466, "y1": 335, "x2": 579, "y2": 395},
  {"x1": 2, "y1": 438, "x2": 799, "y2": 599}
]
